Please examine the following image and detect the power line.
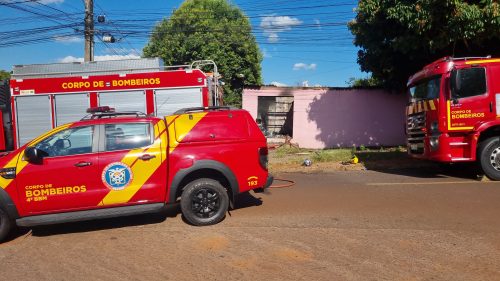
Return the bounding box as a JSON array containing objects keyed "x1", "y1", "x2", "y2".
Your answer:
[{"x1": 94, "y1": 0, "x2": 140, "y2": 56}]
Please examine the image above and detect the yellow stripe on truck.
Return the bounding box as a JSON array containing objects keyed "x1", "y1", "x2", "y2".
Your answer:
[
  {"x1": 166, "y1": 112, "x2": 208, "y2": 153},
  {"x1": 27, "y1": 123, "x2": 72, "y2": 147},
  {"x1": 99, "y1": 114, "x2": 207, "y2": 206},
  {"x1": 99, "y1": 139, "x2": 163, "y2": 206},
  {"x1": 1, "y1": 123, "x2": 73, "y2": 189},
  {"x1": 0, "y1": 152, "x2": 22, "y2": 189},
  {"x1": 99, "y1": 121, "x2": 164, "y2": 206},
  {"x1": 465, "y1": 58, "x2": 500, "y2": 65},
  {"x1": 429, "y1": 100, "x2": 436, "y2": 110}
]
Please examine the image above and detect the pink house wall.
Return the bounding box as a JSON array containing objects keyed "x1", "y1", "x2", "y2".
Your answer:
[{"x1": 242, "y1": 87, "x2": 407, "y2": 149}]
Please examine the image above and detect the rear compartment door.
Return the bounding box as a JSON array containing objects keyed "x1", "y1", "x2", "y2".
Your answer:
[
  {"x1": 154, "y1": 88, "x2": 202, "y2": 116},
  {"x1": 54, "y1": 93, "x2": 89, "y2": 126},
  {"x1": 14, "y1": 95, "x2": 52, "y2": 147},
  {"x1": 98, "y1": 90, "x2": 146, "y2": 113}
]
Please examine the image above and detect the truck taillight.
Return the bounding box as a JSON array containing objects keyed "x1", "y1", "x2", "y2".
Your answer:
[{"x1": 259, "y1": 147, "x2": 268, "y2": 171}]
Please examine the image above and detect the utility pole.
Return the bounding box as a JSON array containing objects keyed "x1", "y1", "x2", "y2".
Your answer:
[{"x1": 84, "y1": 0, "x2": 94, "y2": 62}]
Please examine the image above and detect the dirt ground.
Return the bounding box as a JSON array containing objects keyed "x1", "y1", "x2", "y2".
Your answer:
[{"x1": 1, "y1": 167, "x2": 500, "y2": 281}]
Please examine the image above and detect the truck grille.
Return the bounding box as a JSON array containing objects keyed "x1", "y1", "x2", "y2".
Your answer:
[{"x1": 407, "y1": 112, "x2": 425, "y2": 154}]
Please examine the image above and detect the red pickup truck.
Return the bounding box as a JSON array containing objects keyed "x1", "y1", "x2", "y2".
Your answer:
[{"x1": 0, "y1": 106, "x2": 272, "y2": 241}]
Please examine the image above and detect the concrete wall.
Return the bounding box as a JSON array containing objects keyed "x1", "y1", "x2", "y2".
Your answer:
[{"x1": 243, "y1": 87, "x2": 407, "y2": 149}]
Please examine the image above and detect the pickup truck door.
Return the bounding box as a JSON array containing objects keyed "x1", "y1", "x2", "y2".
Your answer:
[
  {"x1": 16, "y1": 125, "x2": 102, "y2": 214},
  {"x1": 96, "y1": 121, "x2": 167, "y2": 207}
]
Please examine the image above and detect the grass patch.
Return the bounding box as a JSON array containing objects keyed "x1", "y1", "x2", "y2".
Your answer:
[
  {"x1": 270, "y1": 146, "x2": 411, "y2": 166},
  {"x1": 273, "y1": 146, "x2": 304, "y2": 158},
  {"x1": 270, "y1": 147, "x2": 354, "y2": 165},
  {"x1": 269, "y1": 145, "x2": 436, "y2": 173},
  {"x1": 311, "y1": 149, "x2": 353, "y2": 163}
]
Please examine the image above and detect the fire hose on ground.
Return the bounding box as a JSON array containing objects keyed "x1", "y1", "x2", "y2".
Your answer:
[{"x1": 269, "y1": 178, "x2": 295, "y2": 189}]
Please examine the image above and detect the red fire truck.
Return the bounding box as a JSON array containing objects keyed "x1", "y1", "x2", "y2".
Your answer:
[
  {"x1": 406, "y1": 57, "x2": 500, "y2": 179},
  {"x1": 0, "y1": 58, "x2": 220, "y2": 151}
]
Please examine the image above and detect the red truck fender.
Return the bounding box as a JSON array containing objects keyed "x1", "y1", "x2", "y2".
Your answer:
[
  {"x1": 0, "y1": 188, "x2": 20, "y2": 219},
  {"x1": 474, "y1": 120, "x2": 500, "y2": 134},
  {"x1": 167, "y1": 160, "x2": 239, "y2": 204}
]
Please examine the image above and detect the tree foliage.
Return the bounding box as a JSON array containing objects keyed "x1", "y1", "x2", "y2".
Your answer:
[
  {"x1": 0, "y1": 70, "x2": 10, "y2": 81},
  {"x1": 349, "y1": 0, "x2": 500, "y2": 91},
  {"x1": 143, "y1": 0, "x2": 262, "y2": 106},
  {"x1": 346, "y1": 76, "x2": 382, "y2": 87}
]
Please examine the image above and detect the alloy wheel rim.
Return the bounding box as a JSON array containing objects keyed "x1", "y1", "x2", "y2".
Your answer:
[
  {"x1": 490, "y1": 147, "x2": 500, "y2": 171},
  {"x1": 191, "y1": 188, "x2": 220, "y2": 218}
]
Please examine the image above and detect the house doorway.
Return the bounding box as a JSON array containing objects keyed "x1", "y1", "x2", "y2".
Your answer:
[{"x1": 257, "y1": 96, "x2": 294, "y2": 137}]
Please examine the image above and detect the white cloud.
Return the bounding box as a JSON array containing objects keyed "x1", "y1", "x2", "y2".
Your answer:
[
  {"x1": 53, "y1": 35, "x2": 83, "y2": 43},
  {"x1": 260, "y1": 15, "x2": 302, "y2": 43},
  {"x1": 95, "y1": 54, "x2": 141, "y2": 61},
  {"x1": 270, "y1": 81, "x2": 287, "y2": 87},
  {"x1": 293, "y1": 63, "x2": 317, "y2": 71},
  {"x1": 268, "y1": 33, "x2": 279, "y2": 43},
  {"x1": 301, "y1": 81, "x2": 309, "y2": 87},
  {"x1": 58, "y1": 54, "x2": 141, "y2": 63},
  {"x1": 262, "y1": 48, "x2": 272, "y2": 58},
  {"x1": 314, "y1": 19, "x2": 322, "y2": 29},
  {"x1": 59, "y1": 56, "x2": 83, "y2": 63},
  {"x1": 104, "y1": 48, "x2": 141, "y2": 56},
  {"x1": 39, "y1": 0, "x2": 64, "y2": 4}
]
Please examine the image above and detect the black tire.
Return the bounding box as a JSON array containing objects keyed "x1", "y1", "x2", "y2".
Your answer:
[
  {"x1": 180, "y1": 178, "x2": 229, "y2": 226},
  {"x1": 478, "y1": 137, "x2": 500, "y2": 180},
  {"x1": 0, "y1": 208, "x2": 12, "y2": 242}
]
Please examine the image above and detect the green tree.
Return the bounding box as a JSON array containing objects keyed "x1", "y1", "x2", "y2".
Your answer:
[
  {"x1": 0, "y1": 70, "x2": 10, "y2": 81},
  {"x1": 346, "y1": 76, "x2": 382, "y2": 87},
  {"x1": 143, "y1": 0, "x2": 262, "y2": 106},
  {"x1": 349, "y1": 0, "x2": 500, "y2": 91}
]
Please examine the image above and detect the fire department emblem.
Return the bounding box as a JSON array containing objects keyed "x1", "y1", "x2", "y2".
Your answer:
[{"x1": 102, "y1": 162, "x2": 133, "y2": 191}]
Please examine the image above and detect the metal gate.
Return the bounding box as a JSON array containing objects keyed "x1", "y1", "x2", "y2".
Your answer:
[
  {"x1": 154, "y1": 88, "x2": 202, "y2": 116},
  {"x1": 98, "y1": 91, "x2": 146, "y2": 113},
  {"x1": 54, "y1": 93, "x2": 89, "y2": 126},
  {"x1": 15, "y1": 95, "x2": 52, "y2": 147}
]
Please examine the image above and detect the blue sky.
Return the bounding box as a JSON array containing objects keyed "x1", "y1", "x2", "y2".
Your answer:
[{"x1": 0, "y1": 0, "x2": 366, "y2": 87}]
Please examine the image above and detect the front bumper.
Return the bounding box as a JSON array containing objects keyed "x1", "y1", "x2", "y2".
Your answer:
[{"x1": 408, "y1": 133, "x2": 477, "y2": 162}]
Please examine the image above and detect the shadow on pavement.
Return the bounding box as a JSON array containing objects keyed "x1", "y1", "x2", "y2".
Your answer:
[
  {"x1": 357, "y1": 151, "x2": 482, "y2": 180},
  {"x1": 234, "y1": 192, "x2": 263, "y2": 210},
  {"x1": 8, "y1": 192, "x2": 264, "y2": 240},
  {"x1": 29, "y1": 204, "x2": 179, "y2": 238}
]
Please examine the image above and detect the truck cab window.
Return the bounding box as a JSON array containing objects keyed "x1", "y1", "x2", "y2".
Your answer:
[
  {"x1": 34, "y1": 126, "x2": 93, "y2": 157},
  {"x1": 105, "y1": 123, "x2": 152, "y2": 151},
  {"x1": 451, "y1": 67, "x2": 487, "y2": 99},
  {"x1": 409, "y1": 76, "x2": 441, "y2": 101}
]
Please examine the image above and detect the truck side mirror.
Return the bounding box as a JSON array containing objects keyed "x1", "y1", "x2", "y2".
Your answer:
[
  {"x1": 25, "y1": 147, "x2": 45, "y2": 164},
  {"x1": 450, "y1": 69, "x2": 460, "y2": 104}
]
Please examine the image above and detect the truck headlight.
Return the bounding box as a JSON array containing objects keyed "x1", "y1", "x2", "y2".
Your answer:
[
  {"x1": 430, "y1": 137, "x2": 439, "y2": 151},
  {"x1": 430, "y1": 121, "x2": 439, "y2": 132},
  {"x1": 0, "y1": 167, "x2": 16, "y2": 179}
]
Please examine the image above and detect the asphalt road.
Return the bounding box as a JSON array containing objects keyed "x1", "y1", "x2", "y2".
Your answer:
[{"x1": 1, "y1": 167, "x2": 500, "y2": 281}]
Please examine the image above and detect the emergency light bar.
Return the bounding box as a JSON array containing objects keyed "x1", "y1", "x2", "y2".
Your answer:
[{"x1": 86, "y1": 106, "x2": 115, "y2": 113}]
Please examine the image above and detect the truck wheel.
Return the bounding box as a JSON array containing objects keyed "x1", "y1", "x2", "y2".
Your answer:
[
  {"x1": 180, "y1": 178, "x2": 229, "y2": 226},
  {"x1": 0, "y1": 208, "x2": 12, "y2": 242},
  {"x1": 478, "y1": 137, "x2": 500, "y2": 180}
]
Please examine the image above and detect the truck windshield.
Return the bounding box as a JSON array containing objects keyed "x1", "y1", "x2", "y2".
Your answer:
[{"x1": 408, "y1": 76, "x2": 441, "y2": 101}]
